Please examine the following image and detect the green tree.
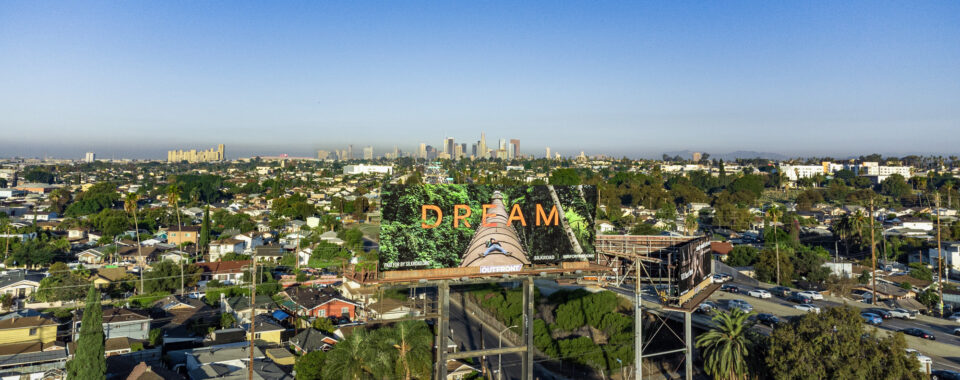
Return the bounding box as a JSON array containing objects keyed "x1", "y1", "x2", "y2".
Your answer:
[
  {"x1": 295, "y1": 350, "x2": 325, "y2": 380},
  {"x1": 67, "y1": 286, "x2": 106, "y2": 379},
  {"x1": 880, "y1": 174, "x2": 911, "y2": 199},
  {"x1": 322, "y1": 328, "x2": 388, "y2": 380},
  {"x1": 381, "y1": 320, "x2": 433, "y2": 380},
  {"x1": 199, "y1": 205, "x2": 211, "y2": 253},
  {"x1": 696, "y1": 309, "x2": 754, "y2": 380},
  {"x1": 312, "y1": 317, "x2": 335, "y2": 334},
  {"x1": 726, "y1": 245, "x2": 759, "y2": 267},
  {"x1": 767, "y1": 306, "x2": 922, "y2": 379},
  {"x1": 549, "y1": 168, "x2": 581, "y2": 185},
  {"x1": 220, "y1": 312, "x2": 236, "y2": 329}
]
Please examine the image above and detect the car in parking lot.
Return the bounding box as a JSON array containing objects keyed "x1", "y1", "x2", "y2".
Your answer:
[
  {"x1": 747, "y1": 289, "x2": 771, "y2": 299},
  {"x1": 787, "y1": 292, "x2": 813, "y2": 304},
  {"x1": 720, "y1": 284, "x2": 740, "y2": 294},
  {"x1": 906, "y1": 349, "x2": 933, "y2": 375},
  {"x1": 867, "y1": 308, "x2": 892, "y2": 319},
  {"x1": 769, "y1": 286, "x2": 791, "y2": 298},
  {"x1": 697, "y1": 301, "x2": 718, "y2": 314},
  {"x1": 931, "y1": 370, "x2": 960, "y2": 380},
  {"x1": 797, "y1": 290, "x2": 823, "y2": 300},
  {"x1": 899, "y1": 327, "x2": 935, "y2": 340},
  {"x1": 754, "y1": 313, "x2": 781, "y2": 327},
  {"x1": 794, "y1": 304, "x2": 820, "y2": 313},
  {"x1": 947, "y1": 312, "x2": 960, "y2": 323},
  {"x1": 860, "y1": 312, "x2": 882, "y2": 325},
  {"x1": 727, "y1": 299, "x2": 753, "y2": 313}
]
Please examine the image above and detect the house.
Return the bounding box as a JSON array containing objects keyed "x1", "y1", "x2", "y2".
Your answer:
[
  {"x1": 66, "y1": 227, "x2": 88, "y2": 240},
  {"x1": 196, "y1": 261, "x2": 250, "y2": 285},
  {"x1": 74, "y1": 308, "x2": 151, "y2": 341},
  {"x1": 77, "y1": 248, "x2": 106, "y2": 264},
  {"x1": 0, "y1": 270, "x2": 43, "y2": 299},
  {"x1": 366, "y1": 297, "x2": 421, "y2": 321},
  {"x1": 221, "y1": 295, "x2": 275, "y2": 324},
  {"x1": 126, "y1": 361, "x2": 184, "y2": 380},
  {"x1": 22, "y1": 212, "x2": 57, "y2": 222},
  {"x1": 90, "y1": 267, "x2": 134, "y2": 289},
  {"x1": 160, "y1": 250, "x2": 191, "y2": 264},
  {"x1": 234, "y1": 232, "x2": 264, "y2": 252},
  {"x1": 183, "y1": 346, "x2": 267, "y2": 379},
  {"x1": 710, "y1": 241, "x2": 734, "y2": 261},
  {"x1": 289, "y1": 327, "x2": 338, "y2": 354},
  {"x1": 929, "y1": 242, "x2": 960, "y2": 272},
  {"x1": 253, "y1": 246, "x2": 284, "y2": 263},
  {"x1": 283, "y1": 286, "x2": 360, "y2": 319},
  {"x1": 901, "y1": 217, "x2": 934, "y2": 231},
  {"x1": 151, "y1": 295, "x2": 215, "y2": 344},
  {"x1": 855, "y1": 282, "x2": 915, "y2": 301},
  {"x1": 598, "y1": 222, "x2": 615, "y2": 233},
  {"x1": 242, "y1": 314, "x2": 285, "y2": 346},
  {"x1": 165, "y1": 226, "x2": 201, "y2": 246},
  {"x1": 208, "y1": 239, "x2": 245, "y2": 262},
  {"x1": 446, "y1": 359, "x2": 480, "y2": 380},
  {"x1": 0, "y1": 315, "x2": 58, "y2": 346}
]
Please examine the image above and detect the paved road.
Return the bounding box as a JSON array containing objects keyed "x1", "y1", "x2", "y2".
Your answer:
[{"x1": 448, "y1": 294, "x2": 525, "y2": 380}]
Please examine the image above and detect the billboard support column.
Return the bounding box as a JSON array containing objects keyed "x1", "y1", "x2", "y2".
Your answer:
[
  {"x1": 522, "y1": 277, "x2": 534, "y2": 380},
  {"x1": 435, "y1": 280, "x2": 450, "y2": 380},
  {"x1": 635, "y1": 258, "x2": 643, "y2": 380},
  {"x1": 685, "y1": 311, "x2": 693, "y2": 380}
]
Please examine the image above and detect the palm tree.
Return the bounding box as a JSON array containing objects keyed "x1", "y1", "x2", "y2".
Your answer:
[
  {"x1": 696, "y1": 309, "x2": 753, "y2": 380},
  {"x1": 382, "y1": 321, "x2": 433, "y2": 380},
  {"x1": 684, "y1": 214, "x2": 699, "y2": 236},
  {"x1": 765, "y1": 206, "x2": 783, "y2": 284},
  {"x1": 833, "y1": 215, "x2": 852, "y2": 257},
  {"x1": 167, "y1": 184, "x2": 184, "y2": 295},
  {"x1": 322, "y1": 329, "x2": 388, "y2": 380},
  {"x1": 850, "y1": 209, "x2": 867, "y2": 249},
  {"x1": 124, "y1": 193, "x2": 144, "y2": 294}
]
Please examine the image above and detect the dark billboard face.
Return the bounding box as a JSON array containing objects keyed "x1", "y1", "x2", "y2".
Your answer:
[
  {"x1": 675, "y1": 237, "x2": 712, "y2": 296},
  {"x1": 379, "y1": 185, "x2": 597, "y2": 273}
]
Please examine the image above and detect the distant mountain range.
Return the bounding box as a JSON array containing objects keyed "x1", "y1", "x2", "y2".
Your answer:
[{"x1": 661, "y1": 150, "x2": 789, "y2": 161}]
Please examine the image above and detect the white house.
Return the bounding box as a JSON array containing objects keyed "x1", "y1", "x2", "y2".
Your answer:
[
  {"x1": 929, "y1": 243, "x2": 960, "y2": 272},
  {"x1": 77, "y1": 248, "x2": 106, "y2": 264},
  {"x1": 234, "y1": 232, "x2": 264, "y2": 252},
  {"x1": 209, "y1": 238, "x2": 245, "y2": 261},
  {"x1": 902, "y1": 217, "x2": 934, "y2": 231}
]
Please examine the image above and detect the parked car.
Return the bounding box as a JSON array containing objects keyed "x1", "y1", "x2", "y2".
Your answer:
[
  {"x1": 797, "y1": 290, "x2": 823, "y2": 300},
  {"x1": 787, "y1": 292, "x2": 813, "y2": 304},
  {"x1": 697, "y1": 301, "x2": 718, "y2": 314},
  {"x1": 720, "y1": 284, "x2": 740, "y2": 294},
  {"x1": 931, "y1": 370, "x2": 960, "y2": 380},
  {"x1": 712, "y1": 273, "x2": 733, "y2": 283},
  {"x1": 906, "y1": 349, "x2": 933, "y2": 375},
  {"x1": 890, "y1": 308, "x2": 917, "y2": 319},
  {"x1": 747, "y1": 289, "x2": 772, "y2": 299},
  {"x1": 755, "y1": 313, "x2": 781, "y2": 327},
  {"x1": 728, "y1": 299, "x2": 753, "y2": 313},
  {"x1": 899, "y1": 328, "x2": 935, "y2": 340},
  {"x1": 868, "y1": 308, "x2": 892, "y2": 319},
  {"x1": 946, "y1": 313, "x2": 960, "y2": 323},
  {"x1": 953, "y1": 327, "x2": 960, "y2": 336},
  {"x1": 794, "y1": 304, "x2": 821, "y2": 313},
  {"x1": 769, "y1": 286, "x2": 791, "y2": 298},
  {"x1": 860, "y1": 312, "x2": 882, "y2": 325}
]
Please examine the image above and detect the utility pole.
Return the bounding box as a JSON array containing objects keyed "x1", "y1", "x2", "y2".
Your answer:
[
  {"x1": 937, "y1": 193, "x2": 944, "y2": 316},
  {"x1": 635, "y1": 257, "x2": 643, "y2": 380},
  {"x1": 248, "y1": 259, "x2": 257, "y2": 380},
  {"x1": 870, "y1": 198, "x2": 877, "y2": 305}
]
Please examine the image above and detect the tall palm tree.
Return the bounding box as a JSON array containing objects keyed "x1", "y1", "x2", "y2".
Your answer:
[
  {"x1": 850, "y1": 209, "x2": 867, "y2": 249},
  {"x1": 383, "y1": 321, "x2": 433, "y2": 380},
  {"x1": 833, "y1": 215, "x2": 852, "y2": 257},
  {"x1": 167, "y1": 184, "x2": 184, "y2": 295},
  {"x1": 765, "y1": 206, "x2": 783, "y2": 284},
  {"x1": 124, "y1": 193, "x2": 144, "y2": 294},
  {"x1": 696, "y1": 309, "x2": 753, "y2": 380}
]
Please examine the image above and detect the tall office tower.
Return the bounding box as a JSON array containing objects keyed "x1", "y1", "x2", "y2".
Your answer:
[
  {"x1": 425, "y1": 145, "x2": 435, "y2": 160},
  {"x1": 419, "y1": 143, "x2": 427, "y2": 159},
  {"x1": 84, "y1": 152, "x2": 95, "y2": 163},
  {"x1": 545, "y1": 147, "x2": 551, "y2": 159},
  {"x1": 393, "y1": 146, "x2": 399, "y2": 159},
  {"x1": 363, "y1": 146, "x2": 374, "y2": 160},
  {"x1": 478, "y1": 133, "x2": 486, "y2": 158},
  {"x1": 347, "y1": 145, "x2": 354, "y2": 160},
  {"x1": 499, "y1": 139, "x2": 506, "y2": 151},
  {"x1": 453, "y1": 144, "x2": 462, "y2": 160},
  {"x1": 471, "y1": 143, "x2": 477, "y2": 158},
  {"x1": 460, "y1": 143, "x2": 467, "y2": 159},
  {"x1": 317, "y1": 150, "x2": 330, "y2": 160},
  {"x1": 444, "y1": 138, "x2": 456, "y2": 156},
  {"x1": 167, "y1": 144, "x2": 225, "y2": 163},
  {"x1": 507, "y1": 142, "x2": 515, "y2": 159},
  {"x1": 510, "y1": 139, "x2": 520, "y2": 159}
]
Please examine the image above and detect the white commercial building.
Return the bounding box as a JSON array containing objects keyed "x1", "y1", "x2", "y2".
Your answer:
[
  {"x1": 780, "y1": 164, "x2": 826, "y2": 181},
  {"x1": 342, "y1": 164, "x2": 393, "y2": 175}
]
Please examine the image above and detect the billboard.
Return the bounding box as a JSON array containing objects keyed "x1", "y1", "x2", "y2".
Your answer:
[
  {"x1": 674, "y1": 236, "x2": 712, "y2": 296},
  {"x1": 379, "y1": 185, "x2": 597, "y2": 275}
]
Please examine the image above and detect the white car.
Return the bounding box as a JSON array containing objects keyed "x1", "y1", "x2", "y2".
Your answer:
[
  {"x1": 905, "y1": 349, "x2": 933, "y2": 374},
  {"x1": 889, "y1": 308, "x2": 916, "y2": 319},
  {"x1": 747, "y1": 289, "x2": 772, "y2": 299},
  {"x1": 797, "y1": 291, "x2": 823, "y2": 300},
  {"x1": 947, "y1": 313, "x2": 960, "y2": 323},
  {"x1": 794, "y1": 304, "x2": 821, "y2": 313}
]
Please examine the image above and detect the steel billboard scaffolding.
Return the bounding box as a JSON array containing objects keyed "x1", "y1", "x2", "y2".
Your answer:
[{"x1": 596, "y1": 235, "x2": 719, "y2": 380}]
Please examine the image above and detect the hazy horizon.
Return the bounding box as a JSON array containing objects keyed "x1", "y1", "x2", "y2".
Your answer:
[{"x1": 2, "y1": 1, "x2": 958, "y2": 159}]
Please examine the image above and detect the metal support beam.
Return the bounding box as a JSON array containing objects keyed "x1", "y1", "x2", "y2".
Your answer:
[
  {"x1": 685, "y1": 311, "x2": 693, "y2": 380},
  {"x1": 435, "y1": 280, "x2": 450, "y2": 380},
  {"x1": 448, "y1": 346, "x2": 528, "y2": 360},
  {"x1": 522, "y1": 277, "x2": 535, "y2": 380},
  {"x1": 635, "y1": 259, "x2": 643, "y2": 380}
]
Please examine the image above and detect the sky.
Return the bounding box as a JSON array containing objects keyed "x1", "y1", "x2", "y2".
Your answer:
[{"x1": 1, "y1": 1, "x2": 958, "y2": 159}]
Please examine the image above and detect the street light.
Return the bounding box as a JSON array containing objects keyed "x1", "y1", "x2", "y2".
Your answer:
[{"x1": 497, "y1": 325, "x2": 518, "y2": 380}]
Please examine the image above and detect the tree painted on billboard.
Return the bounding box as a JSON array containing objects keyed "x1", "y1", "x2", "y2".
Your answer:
[{"x1": 379, "y1": 185, "x2": 596, "y2": 270}]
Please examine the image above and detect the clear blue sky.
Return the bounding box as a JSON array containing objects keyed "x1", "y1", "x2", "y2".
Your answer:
[{"x1": 1, "y1": 1, "x2": 958, "y2": 159}]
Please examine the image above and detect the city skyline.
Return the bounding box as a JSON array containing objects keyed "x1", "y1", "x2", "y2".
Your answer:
[{"x1": 1, "y1": 1, "x2": 958, "y2": 158}]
